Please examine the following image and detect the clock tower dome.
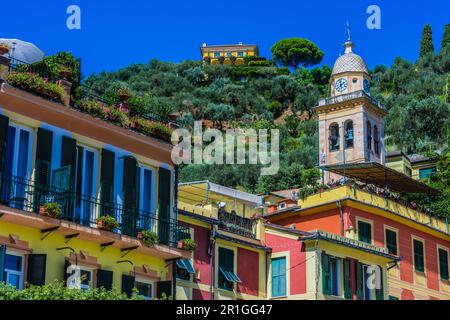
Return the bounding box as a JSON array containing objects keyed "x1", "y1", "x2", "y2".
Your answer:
[{"x1": 316, "y1": 31, "x2": 388, "y2": 183}]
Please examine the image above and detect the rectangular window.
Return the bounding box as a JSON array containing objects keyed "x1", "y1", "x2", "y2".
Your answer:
[
  {"x1": 238, "y1": 52, "x2": 244, "y2": 57},
  {"x1": 3, "y1": 253, "x2": 24, "y2": 290},
  {"x1": 176, "y1": 259, "x2": 195, "y2": 281},
  {"x1": 271, "y1": 257, "x2": 286, "y2": 298},
  {"x1": 218, "y1": 247, "x2": 240, "y2": 291},
  {"x1": 362, "y1": 265, "x2": 372, "y2": 300},
  {"x1": 74, "y1": 146, "x2": 97, "y2": 226},
  {"x1": 80, "y1": 269, "x2": 93, "y2": 292},
  {"x1": 358, "y1": 220, "x2": 372, "y2": 244},
  {"x1": 214, "y1": 52, "x2": 220, "y2": 58},
  {"x1": 385, "y1": 228, "x2": 398, "y2": 255},
  {"x1": 135, "y1": 280, "x2": 153, "y2": 300},
  {"x1": 438, "y1": 248, "x2": 449, "y2": 281},
  {"x1": 413, "y1": 239, "x2": 425, "y2": 273},
  {"x1": 321, "y1": 252, "x2": 340, "y2": 297},
  {"x1": 419, "y1": 168, "x2": 436, "y2": 180},
  {"x1": 139, "y1": 167, "x2": 155, "y2": 231}
]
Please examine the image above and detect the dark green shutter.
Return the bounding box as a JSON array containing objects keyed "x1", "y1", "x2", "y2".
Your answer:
[
  {"x1": 0, "y1": 244, "x2": 6, "y2": 283},
  {"x1": 121, "y1": 274, "x2": 135, "y2": 297},
  {"x1": 100, "y1": 149, "x2": 115, "y2": 216},
  {"x1": 321, "y1": 252, "x2": 330, "y2": 295},
  {"x1": 413, "y1": 240, "x2": 424, "y2": 272},
  {"x1": 156, "y1": 280, "x2": 172, "y2": 300},
  {"x1": 438, "y1": 249, "x2": 449, "y2": 280},
  {"x1": 376, "y1": 266, "x2": 384, "y2": 300},
  {"x1": 385, "y1": 229, "x2": 398, "y2": 255},
  {"x1": 122, "y1": 156, "x2": 138, "y2": 236},
  {"x1": 63, "y1": 260, "x2": 70, "y2": 286},
  {"x1": 61, "y1": 136, "x2": 77, "y2": 191},
  {"x1": 35, "y1": 128, "x2": 53, "y2": 187},
  {"x1": 158, "y1": 168, "x2": 171, "y2": 245},
  {"x1": 27, "y1": 254, "x2": 47, "y2": 286},
  {"x1": 97, "y1": 269, "x2": 113, "y2": 291},
  {"x1": 358, "y1": 221, "x2": 372, "y2": 244},
  {"x1": 343, "y1": 259, "x2": 352, "y2": 299},
  {"x1": 0, "y1": 115, "x2": 9, "y2": 186},
  {"x1": 355, "y1": 262, "x2": 363, "y2": 300}
]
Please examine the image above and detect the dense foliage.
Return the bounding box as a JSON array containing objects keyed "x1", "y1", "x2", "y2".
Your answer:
[{"x1": 84, "y1": 27, "x2": 450, "y2": 215}]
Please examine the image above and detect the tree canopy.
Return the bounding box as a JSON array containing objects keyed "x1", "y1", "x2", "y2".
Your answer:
[{"x1": 271, "y1": 38, "x2": 324, "y2": 70}]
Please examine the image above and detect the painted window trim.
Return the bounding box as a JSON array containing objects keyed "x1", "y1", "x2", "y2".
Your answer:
[
  {"x1": 269, "y1": 251, "x2": 290, "y2": 299},
  {"x1": 411, "y1": 235, "x2": 426, "y2": 275},
  {"x1": 383, "y1": 225, "x2": 399, "y2": 256},
  {"x1": 356, "y1": 217, "x2": 374, "y2": 245}
]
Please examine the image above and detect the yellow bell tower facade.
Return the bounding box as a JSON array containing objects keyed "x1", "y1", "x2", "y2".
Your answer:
[{"x1": 316, "y1": 35, "x2": 388, "y2": 183}]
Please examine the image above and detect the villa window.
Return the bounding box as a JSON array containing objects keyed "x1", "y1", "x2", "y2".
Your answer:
[
  {"x1": 329, "y1": 123, "x2": 340, "y2": 151},
  {"x1": 2, "y1": 251, "x2": 24, "y2": 290},
  {"x1": 385, "y1": 228, "x2": 398, "y2": 256},
  {"x1": 218, "y1": 247, "x2": 241, "y2": 291},
  {"x1": 344, "y1": 120, "x2": 354, "y2": 149},
  {"x1": 138, "y1": 166, "x2": 155, "y2": 231},
  {"x1": 419, "y1": 168, "x2": 436, "y2": 180},
  {"x1": 374, "y1": 125, "x2": 380, "y2": 155},
  {"x1": 271, "y1": 257, "x2": 287, "y2": 298},
  {"x1": 413, "y1": 239, "x2": 425, "y2": 273},
  {"x1": 176, "y1": 259, "x2": 195, "y2": 281},
  {"x1": 438, "y1": 248, "x2": 449, "y2": 281},
  {"x1": 80, "y1": 268, "x2": 93, "y2": 292},
  {"x1": 358, "y1": 220, "x2": 372, "y2": 244},
  {"x1": 367, "y1": 121, "x2": 372, "y2": 151},
  {"x1": 135, "y1": 280, "x2": 154, "y2": 300},
  {"x1": 214, "y1": 52, "x2": 220, "y2": 58},
  {"x1": 238, "y1": 52, "x2": 244, "y2": 57},
  {"x1": 321, "y1": 252, "x2": 340, "y2": 297}
]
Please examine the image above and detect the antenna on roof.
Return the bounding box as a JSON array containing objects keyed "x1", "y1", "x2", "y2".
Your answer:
[{"x1": 346, "y1": 21, "x2": 351, "y2": 41}]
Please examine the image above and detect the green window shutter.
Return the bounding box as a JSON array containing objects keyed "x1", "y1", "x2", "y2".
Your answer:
[
  {"x1": 413, "y1": 240, "x2": 424, "y2": 272},
  {"x1": 385, "y1": 229, "x2": 398, "y2": 255},
  {"x1": 0, "y1": 244, "x2": 6, "y2": 283},
  {"x1": 61, "y1": 136, "x2": 77, "y2": 191},
  {"x1": 100, "y1": 149, "x2": 115, "y2": 216},
  {"x1": 375, "y1": 266, "x2": 384, "y2": 300},
  {"x1": 97, "y1": 269, "x2": 113, "y2": 291},
  {"x1": 343, "y1": 259, "x2": 352, "y2": 299},
  {"x1": 358, "y1": 221, "x2": 372, "y2": 244},
  {"x1": 158, "y1": 168, "x2": 171, "y2": 245},
  {"x1": 35, "y1": 128, "x2": 53, "y2": 188},
  {"x1": 0, "y1": 115, "x2": 9, "y2": 181},
  {"x1": 122, "y1": 156, "x2": 138, "y2": 236},
  {"x1": 321, "y1": 252, "x2": 330, "y2": 295},
  {"x1": 26, "y1": 254, "x2": 47, "y2": 286},
  {"x1": 121, "y1": 274, "x2": 135, "y2": 297},
  {"x1": 438, "y1": 249, "x2": 449, "y2": 280},
  {"x1": 156, "y1": 280, "x2": 172, "y2": 300},
  {"x1": 355, "y1": 262, "x2": 363, "y2": 300}
]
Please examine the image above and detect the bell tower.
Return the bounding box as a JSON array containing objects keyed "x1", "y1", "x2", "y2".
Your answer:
[{"x1": 316, "y1": 29, "x2": 388, "y2": 183}]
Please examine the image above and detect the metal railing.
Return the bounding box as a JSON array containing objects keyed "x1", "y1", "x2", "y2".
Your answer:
[
  {"x1": 0, "y1": 174, "x2": 190, "y2": 248},
  {"x1": 218, "y1": 209, "x2": 257, "y2": 239},
  {"x1": 318, "y1": 90, "x2": 386, "y2": 111}
]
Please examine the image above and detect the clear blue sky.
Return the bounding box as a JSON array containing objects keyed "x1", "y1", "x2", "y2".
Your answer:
[{"x1": 2, "y1": 0, "x2": 449, "y2": 76}]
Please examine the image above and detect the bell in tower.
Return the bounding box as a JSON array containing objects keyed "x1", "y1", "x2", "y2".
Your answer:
[{"x1": 315, "y1": 24, "x2": 388, "y2": 184}]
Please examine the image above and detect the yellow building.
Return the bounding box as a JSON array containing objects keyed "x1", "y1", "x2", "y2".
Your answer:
[
  {"x1": 386, "y1": 151, "x2": 437, "y2": 180},
  {"x1": 0, "y1": 56, "x2": 190, "y2": 298},
  {"x1": 200, "y1": 43, "x2": 259, "y2": 65}
]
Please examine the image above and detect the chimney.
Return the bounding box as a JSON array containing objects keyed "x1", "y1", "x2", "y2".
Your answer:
[{"x1": 56, "y1": 79, "x2": 72, "y2": 107}]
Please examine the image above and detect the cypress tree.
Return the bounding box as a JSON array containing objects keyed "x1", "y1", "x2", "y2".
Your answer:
[
  {"x1": 442, "y1": 23, "x2": 450, "y2": 50},
  {"x1": 419, "y1": 24, "x2": 434, "y2": 57}
]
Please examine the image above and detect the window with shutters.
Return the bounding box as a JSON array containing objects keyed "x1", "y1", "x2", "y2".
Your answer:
[
  {"x1": 413, "y1": 238, "x2": 425, "y2": 273},
  {"x1": 438, "y1": 248, "x2": 449, "y2": 281},
  {"x1": 176, "y1": 259, "x2": 195, "y2": 281},
  {"x1": 218, "y1": 247, "x2": 240, "y2": 291},
  {"x1": 138, "y1": 165, "x2": 155, "y2": 232},
  {"x1": 271, "y1": 257, "x2": 287, "y2": 298},
  {"x1": 385, "y1": 228, "x2": 398, "y2": 256},
  {"x1": 3, "y1": 251, "x2": 24, "y2": 290},
  {"x1": 357, "y1": 220, "x2": 372, "y2": 244},
  {"x1": 135, "y1": 279, "x2": 154, "y2": 300},
  {"x1": 343, "y1": 259, "x2": 352, "y2": 299},
  {"x1": 321, "y1": 252, "x2": 340, "y2": 297}
]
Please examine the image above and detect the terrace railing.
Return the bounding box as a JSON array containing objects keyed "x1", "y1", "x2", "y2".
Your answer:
[
  {"x1": 0, "y1": 173, "x2": 189, "y2": 248},
  {"x1": 218, "y1": 209, "x2": 257, "y2": 239},
  {"x1": 318, "y1": 90, "x2": 386, "y2": 111}
]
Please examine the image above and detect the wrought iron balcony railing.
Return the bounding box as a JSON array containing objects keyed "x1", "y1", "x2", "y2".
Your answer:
[
  {"x1": 318, "y1": 90, "x2": 386, "y2": 111},
  {"x1": 0, "y1": 174, "x2": 189, "y2": 248},
  {"x1": 218, "y1": 209, "x2": 257, "y2": 239}
]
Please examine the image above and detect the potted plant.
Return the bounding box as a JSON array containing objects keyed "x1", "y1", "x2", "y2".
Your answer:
[
  {"x1": 96, "y1": 215, "x2": 119, "y2": 231},
  {"x1": 140, "y1": 230, "x2": 158, "y2": 246},
  {"x1": 180, "y1": 238, "x2": 196, "y2": 251},
  {"x1": 0, "y1": 43, "x2": 10, "y2": 55},
  {"x1": 39, "y1": 203, "x2": 62, "y2": 218},
  {"x1": 58, "y1": 66, "x2": 72, "y2": 80},
  {"x1": 118, "y1": 87, "x2": 132, "y2": 102}
]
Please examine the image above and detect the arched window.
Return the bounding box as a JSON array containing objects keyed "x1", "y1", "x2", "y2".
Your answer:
[
  {"x1": 344, "y1": 120, "x2": 354, "y2": 149},
  {"x1": 374, "y1": 125, "x2": 380, "y2": 155},
  {"x1": 329, "y1": 123, "x2": 340, "y2": 151},
  {"x1": 367, "y1": 121, "x2": 372, "y2": 151}
]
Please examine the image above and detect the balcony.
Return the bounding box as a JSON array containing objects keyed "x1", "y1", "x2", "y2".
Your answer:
[
  {"x1": 317, "y1": 90, "x2": 386, "y2": 112},
  {"x1": 217, "y1": 209, "x2": 257, "y2": 239},
  {"x1": 0, "y1": 174, "x2": 190, "y2": 248}
]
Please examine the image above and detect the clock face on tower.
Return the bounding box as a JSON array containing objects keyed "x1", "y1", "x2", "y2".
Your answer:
[
  {"x1": 363, "y1": 79, "x2": 370, "y2": 93},
  {"x1": 335, "y1": 78, "x2": 348, "y2": 92}
]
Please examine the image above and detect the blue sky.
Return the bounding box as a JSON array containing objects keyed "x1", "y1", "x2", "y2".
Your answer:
[{"x1": 2, "y1": 0, "x2": 449, "y2": 76}]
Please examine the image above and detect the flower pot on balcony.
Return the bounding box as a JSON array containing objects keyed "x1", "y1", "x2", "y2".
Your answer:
[
  {"x1": 177, "y1": 240, "x2": 183, "y2": 249},
  {"x1": 137, "y1": 231, "x2": 143, "y2": 240},
  {"x1": 97, "y1": 220, "x2": 112, "y2": 231}
]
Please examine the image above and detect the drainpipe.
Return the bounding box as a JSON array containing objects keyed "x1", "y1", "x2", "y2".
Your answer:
[
  {"x1": 336, "y1": 201, "x2": 344, "y2": 237},
  {"x1": 209, "y1": 226, "x2": 216, "y2": 300}
]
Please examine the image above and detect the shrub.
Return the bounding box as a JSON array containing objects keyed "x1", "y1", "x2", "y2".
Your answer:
[
  {"x1": 76, "y1": 100, "x2": 108, "y2": 119},
  {"x1": 6, "y1": 72, "x2": 65, "y2": 103},
  {"x1": 107, "y1": 107, "x2": 130, "y2": 127},
  {"x1": 41, "y1": 203, "x2": 61, "y2": 218},
  {"x1": 141, "y1": 230, "x2": 158, "y2": 246},
  {"x1": 181, "y1": 238, "x2": 196, "y2": 251},
  {"x1": 132, "y1": 117, "x2": 173, "y2": 142},
  {"x1": 96, "y1": 215, "x2": 119, "y2": 230}
]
